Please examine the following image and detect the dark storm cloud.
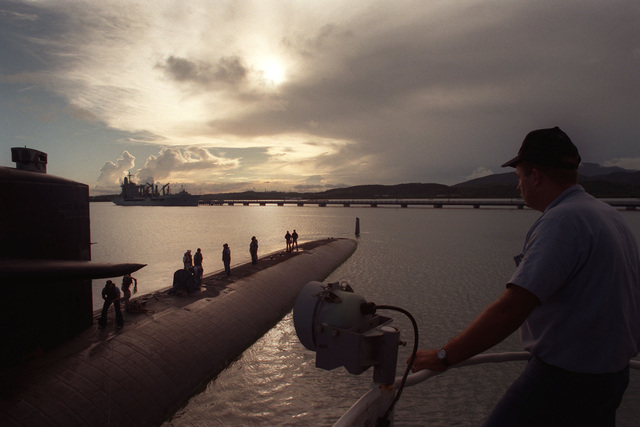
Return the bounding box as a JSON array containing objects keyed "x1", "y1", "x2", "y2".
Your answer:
[{"x1": 158, "y1": 55, "x2": 249, "y2": 87}]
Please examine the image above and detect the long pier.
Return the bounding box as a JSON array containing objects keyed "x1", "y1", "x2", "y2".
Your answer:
[{"x1": 199, "y1": 198, "x2": 640, "y2": 210}]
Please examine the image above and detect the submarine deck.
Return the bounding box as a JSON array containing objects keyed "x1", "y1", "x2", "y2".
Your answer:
[{"x1": 0, "y1": 238, "x2": 356, "y2": 426}]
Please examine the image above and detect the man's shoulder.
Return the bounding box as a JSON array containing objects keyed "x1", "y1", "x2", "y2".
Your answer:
[{"x1": 554, "y1": 188, "x2": 618, "y2": 217}]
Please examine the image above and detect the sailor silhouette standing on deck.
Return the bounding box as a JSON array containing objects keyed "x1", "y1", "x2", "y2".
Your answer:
[{"x1": 222, "y1": 244, "x2": 231, "y2": 276}]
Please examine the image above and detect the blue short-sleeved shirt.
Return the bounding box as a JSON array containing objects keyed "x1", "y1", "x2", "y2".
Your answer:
[{"x1": 509, "y1": 185, "x2": 640, "y2": 373}]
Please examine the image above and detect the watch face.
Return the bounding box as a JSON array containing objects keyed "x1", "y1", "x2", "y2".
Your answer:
[{"x1": 437, "y1": 349, "x2": 446, "y2": 359}]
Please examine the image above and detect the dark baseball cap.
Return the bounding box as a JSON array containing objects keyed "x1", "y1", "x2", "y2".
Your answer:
[{"x1": 501, "y1": 127, "x2": 581, "y2": 169}]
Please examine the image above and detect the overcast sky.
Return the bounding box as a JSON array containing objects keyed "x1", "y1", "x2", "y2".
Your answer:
[{"x1": 1, "y1": 0, "x2": 639, "y2": 195}]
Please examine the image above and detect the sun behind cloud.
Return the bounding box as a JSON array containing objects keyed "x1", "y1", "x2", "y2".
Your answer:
[{"x1": 257, "y1": 58, "x2": 286, "y2": 86}]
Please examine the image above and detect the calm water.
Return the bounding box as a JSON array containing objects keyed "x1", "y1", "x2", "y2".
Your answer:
[{"x1": 90, "y1": 202, "x2": 640, "y2": 426}]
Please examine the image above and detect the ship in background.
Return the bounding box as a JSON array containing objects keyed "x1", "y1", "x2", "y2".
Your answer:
[{"x1": 113, "y1": 173, "x2": 199, "y2": 206}]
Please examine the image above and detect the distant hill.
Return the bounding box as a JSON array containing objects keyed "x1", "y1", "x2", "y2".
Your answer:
[
  {"x1": 91, "y1": 163, "x2": 640, "y2": 202},
  {"x1": 579, "y1": 162, "x2": 629, "y2": 177},
  {"x1": 164, "y1": 183, "x2": 453, "y2": 203},
  {"x1": 451, "y1": 163, "x2": 640, "y2": 198},
  {"x1": 450, "y1": 173, "x2": 519, "y2": 198},
  {"x1": 311, "y1": 183, "x2": 451, "y2": 199}
]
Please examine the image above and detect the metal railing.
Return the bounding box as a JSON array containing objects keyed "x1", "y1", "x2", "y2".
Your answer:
[{"x1": 335, "y1": 352, "x2": 640, "y2": 426}]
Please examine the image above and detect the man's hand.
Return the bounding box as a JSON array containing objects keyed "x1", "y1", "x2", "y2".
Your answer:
[
  {"x1": 409, "y1": 349, "x2": 447, "y2": 372},
  {"x1": 407, "y1": 285, "x2": 539, "y2": 374}
]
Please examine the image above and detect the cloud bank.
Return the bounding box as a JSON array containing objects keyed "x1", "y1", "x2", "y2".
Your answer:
[{"x1": 0, "y1": 0, "x2": 638, "y2": 194}]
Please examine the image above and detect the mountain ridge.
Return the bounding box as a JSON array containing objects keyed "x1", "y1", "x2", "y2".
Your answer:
[{"x1": 91, "y1": 163, "x2": 640, "y2": 201}]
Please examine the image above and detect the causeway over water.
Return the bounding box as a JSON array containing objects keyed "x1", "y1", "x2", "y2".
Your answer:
[{"x1": 200, "y1": 198, "x2": 640, "y2": 210}]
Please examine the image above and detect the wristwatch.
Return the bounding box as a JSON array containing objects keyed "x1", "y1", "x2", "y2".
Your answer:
[{"x1": 437, "y1": 348, "x2": 450, "y2": 367}]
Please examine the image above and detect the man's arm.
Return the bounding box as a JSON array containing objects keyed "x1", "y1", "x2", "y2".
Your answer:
[{"x1": 411, "y1": 284, "x2": 540, "y2": 372}]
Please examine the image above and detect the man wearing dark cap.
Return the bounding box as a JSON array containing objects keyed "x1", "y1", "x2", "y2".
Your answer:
[{"x1": 410, "y1": 127, "x2": 640, "y2": 426}]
